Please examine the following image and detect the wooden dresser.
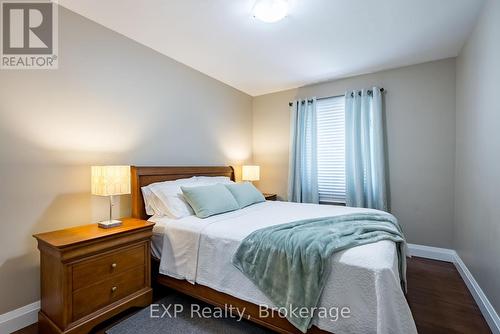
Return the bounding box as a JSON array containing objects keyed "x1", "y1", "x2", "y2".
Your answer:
[{"x1": 33, "y1": 218, "x2": 155, "y2": 334}]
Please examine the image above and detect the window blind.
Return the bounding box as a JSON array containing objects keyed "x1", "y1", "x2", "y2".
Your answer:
[{"x1": 316, "y1": 96, "x2": 346, "y2": 203}]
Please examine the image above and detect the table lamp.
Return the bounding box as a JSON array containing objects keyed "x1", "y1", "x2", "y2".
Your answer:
[
  {"x1": 242, "y1": 165, "x2": 260, "y2": 183},
  {"x1": 91, "y1": 165, "x2": 131, "y2": 228}
]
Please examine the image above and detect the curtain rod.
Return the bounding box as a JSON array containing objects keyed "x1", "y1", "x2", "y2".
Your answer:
[{"x1": 288, "y1": 88, "x2": 385, "y2": 106}]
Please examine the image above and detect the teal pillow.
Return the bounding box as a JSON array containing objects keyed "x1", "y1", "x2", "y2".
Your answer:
[
  {"x1": 181, "y1": 184, "x2": 239, "y2": 218},
  {"x1": 225, "y1": 182, "x2": 265, "y2": 209}
]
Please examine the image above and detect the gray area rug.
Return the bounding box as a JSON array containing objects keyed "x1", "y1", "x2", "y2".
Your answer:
[{"x1": 106, "y1": 292, "x2": 273, "y2": 334}]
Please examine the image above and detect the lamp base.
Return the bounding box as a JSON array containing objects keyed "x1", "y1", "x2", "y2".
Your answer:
[{"x1": 98, "y1": 219, "x2": 123, "y2": 229}]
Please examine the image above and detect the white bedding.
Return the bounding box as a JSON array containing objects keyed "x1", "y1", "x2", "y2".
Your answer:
[{"x1": 150, "y1": 201, "x2": 417, "y2": 334}]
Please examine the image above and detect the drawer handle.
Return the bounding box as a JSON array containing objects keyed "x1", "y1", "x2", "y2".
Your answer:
[
  {"x1": 111, "y1": 286, "x2": 117, "y2": 293},
  {"x1": 111, "y1": 263, "x2": 117, "y2": 269}
]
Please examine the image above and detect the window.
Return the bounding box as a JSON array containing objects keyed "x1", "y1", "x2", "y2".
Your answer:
[{"x1": 316, "y1": 96, "x2": 346, "y2": 204}]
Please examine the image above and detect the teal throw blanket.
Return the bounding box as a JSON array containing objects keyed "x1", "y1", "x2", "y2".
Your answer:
[{"x1": 232, "y1": 213, "x2": 407, "y2": 332}]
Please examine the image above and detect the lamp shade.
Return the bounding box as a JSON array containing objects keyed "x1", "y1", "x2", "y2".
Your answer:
[
  {"x1": 242, "y1": 165, "x2": 260, "y2": 181},
  {"x1": 91, "y1": 166, "x2": 131, "y2": 196}
]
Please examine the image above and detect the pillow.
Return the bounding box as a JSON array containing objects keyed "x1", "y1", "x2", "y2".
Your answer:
[
  {"x1": 147, "y1": 177, "x2": 197, "y2": 189},
  {"x1": 194, "y1": 176, "x2": 234, "y2": 184},
  {"x1": 149, "y1": 182, "x2": 196, "y2": 218},
  {"x1": 147, "y1": 177, "x2": 202, "y2": 218},
  {"x1": 143, "y1": 176, "x2": 234, "y2": 218},
  {"x1": 181, "y1": 184, "x2": 239, "y2": 218},
  {"x1": 141, "y1": 186, "x2": 158, "y2": 216},
  {"x1": 225, "y1": 182, "x2": 265, "y2": 208}
]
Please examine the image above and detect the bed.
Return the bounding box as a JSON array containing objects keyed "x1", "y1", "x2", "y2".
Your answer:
[{"x1": 131, "y1": 166, "x2": 417, "y2": 334}]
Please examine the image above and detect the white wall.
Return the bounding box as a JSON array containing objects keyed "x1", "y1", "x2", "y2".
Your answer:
[
  {"x1": 455, "y1": 0, "x2": 500, "y2": 312},
  {"x1": 0, "y1": 7, "x2": 252, "y2": 314},
  {"x1": 253, "y1": 59, "x2": 456, "y2": 248}
]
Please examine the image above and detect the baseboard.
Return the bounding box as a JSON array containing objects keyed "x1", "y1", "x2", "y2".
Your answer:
[
  {"x1": 0, "y1": 301, "x2": 40, "y2": 334},
  {"x1": 1, "y1": 244, "x2": 499, "y2": 334},
  {"x1": 454, "y1": 254, "x2": 500, "y2": 334},
  {"x1": 407, "y1": 243, "x2": 456, "y2": 262},
  {"x1": 408, "y1": 243, "x2": 500, "y2": 334}
]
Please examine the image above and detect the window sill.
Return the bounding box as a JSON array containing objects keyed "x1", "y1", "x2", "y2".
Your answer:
[{"x1": 319, "y1": 201, "x2": 346, "y2": 206}]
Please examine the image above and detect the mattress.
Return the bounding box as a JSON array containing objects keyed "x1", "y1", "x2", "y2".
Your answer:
[{"x1": 150, "y1": 201, "x2": 417, "y2": 334}]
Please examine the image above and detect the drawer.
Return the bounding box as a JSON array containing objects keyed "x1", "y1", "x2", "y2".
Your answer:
[
  {"x1": 72, "y1": 244, "x2": 145, "y2": 291},
  {"x1": 72, "y1": 265, "x2": 146, "y2": 320}
]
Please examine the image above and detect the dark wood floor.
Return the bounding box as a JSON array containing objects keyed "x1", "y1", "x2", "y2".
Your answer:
[
  {"x1": 15, "y1": 257, "x2": 491, "y2": 334},
  {"x1": 406, "y1": 257, "x2": 490, "y2": 333}
]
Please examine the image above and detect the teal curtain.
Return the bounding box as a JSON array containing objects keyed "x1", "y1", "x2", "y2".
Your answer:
[
  {"x1": 288, "y1": 98, "x2": 319, "y2": 203},
  {"x1": 345, "y1": 88, "x2": 387, "y2": 211}
]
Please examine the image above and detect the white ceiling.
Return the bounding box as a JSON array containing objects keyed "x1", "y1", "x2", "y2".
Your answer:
[{"x1": 59, "y1": 0, "x2": 484, "y2": 96}]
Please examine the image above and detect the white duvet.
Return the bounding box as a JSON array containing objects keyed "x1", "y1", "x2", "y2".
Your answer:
[{"x1": 150, "y1": 201, "x2": 417, "y2": 334}]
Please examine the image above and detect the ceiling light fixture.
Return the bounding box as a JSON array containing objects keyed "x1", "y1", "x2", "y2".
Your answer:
[{"x1": 252, "y1": 0, "x2": 289, "y2": 23}]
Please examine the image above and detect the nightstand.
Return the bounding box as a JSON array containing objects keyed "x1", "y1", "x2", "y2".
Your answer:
[
  {"x1": 33, "y1": 218, "x2": 155, "y2": 334},
  {"x1": 263, "y1": 193, "x2": 277, "y2": 201}
]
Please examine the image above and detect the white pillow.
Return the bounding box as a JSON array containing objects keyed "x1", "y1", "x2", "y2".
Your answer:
[
  {"x1": 141, "y1": 186, "x2": 156, "y2": 216},
  {"x1": 193, "y1": 176, "x2": 234, "y2": 184},
  {"x1": 142, "y1": 177, "x2": 197, "y2": 217},
  {"x1": 143, "y1": 176, "x2": 235, "y2": 219},
  {"x1": 150, "y1": 183, "x2": 195, "y2": 218}
]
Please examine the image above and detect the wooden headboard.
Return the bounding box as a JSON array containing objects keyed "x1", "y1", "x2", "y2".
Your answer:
[{"x1": 131, "y1": 166, "x2": 235, "y2": 220}]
